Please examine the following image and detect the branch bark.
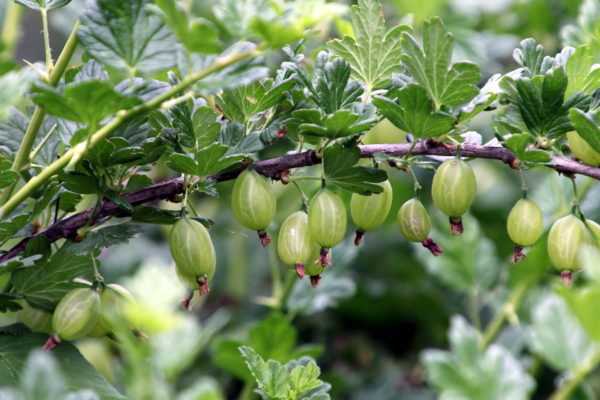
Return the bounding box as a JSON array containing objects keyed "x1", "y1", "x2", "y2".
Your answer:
[{"x1": 1, "y1": 142, "x2": 599, "y2": 264}]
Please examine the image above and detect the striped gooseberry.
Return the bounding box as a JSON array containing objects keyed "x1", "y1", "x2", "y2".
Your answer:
[
  {"x1": 44, "y1": 287, "x2": 101, "y2": 349},
  {"x1": 397, "y1": 198, "x2": 442, "y2": 256},
  {"x1": 506, "y1": 198, "x2": 544, "y2": 262},
  {"x1": 231, "y1": 169, "x2": 276, "y2": 246},
  {"x1": 350, "y1": 180, "x2": 393, "y2": 245},
  {"x1": 277, "y1": 211, "x2": 322, "y2": 285},
  {"x1": 169, "y1": 218, "x2": 216, "y2": 298},
  {"x1": 431, "y1": 158, "x2": 477, "y2": 235},
  {"x1": 308, "y1": 189, "x2": 347, "y2": 266},
  {"x1": 547, "y1": 214, "x2": 590, "y2": 285}
]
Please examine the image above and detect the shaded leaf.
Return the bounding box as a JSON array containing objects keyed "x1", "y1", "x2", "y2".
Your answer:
[{"x1": 79, "y1": 0, "x2": 177, "y2": 75}]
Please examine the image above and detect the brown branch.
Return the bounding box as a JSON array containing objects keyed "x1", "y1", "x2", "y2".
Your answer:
[{"x1": 1, "y1": 142, "x2": 599, "y2": 264}]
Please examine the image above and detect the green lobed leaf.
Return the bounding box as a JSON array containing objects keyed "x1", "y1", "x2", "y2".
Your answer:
[
  {"x1": 0, "y1": 68, "x2": 35, "y2": 121},
  {"x1": 528, "y1": 293, "x2": 596, "y2": 371},
  {"x1": 422, "y1": 316, "x2": 535, "y2": 400},
  {"x1": 152, "y1": 0, "x2": 222, "y2": 54},
  {"x1": 0, "y1": 159, "x2": 17, "y2": 189},
  {"x1": 79, "y1": 0, "x2": 178, "y2": 75},
  {"x1": 401, "y1": 18, "x2": 481, "y2": 108},
  {"x1": 196, "y1": 143, "x2": 244, "y2": 176},
  {"x1": 328, "y1": 0, "x2": 409, "y2": 91},
  {"x1": 373, "y1": 85, "x2": 455, "y2": 138},
  {"x1": 565, "y1": 45, "x2": 600, "y2": 98},
  {"x1": 14, "y1": 0, "x2": 72, "y2": 10},
  {"x1": 0, "y1": 333, "x2": 125, "y2": 399},
  {"x1": 10, "y1": 246, "x2": 94, "y2": 311},
  {"x1": 323, "y1": 142, "x2": 387, "y2": 194},
  {"x1": 32, "y1": 80, "x2": 141, "y2": 127}
]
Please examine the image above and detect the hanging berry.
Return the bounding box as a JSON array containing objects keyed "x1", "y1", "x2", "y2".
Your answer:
[
  {"x1": 506, "y1": 198, "x2": 544, "y2": 263},
  {"x1": 169, "y1": 218, "x2": 216, "y2": 297},
  {"x1": 431, "y1": 159, "x2": 477, "y2": 235},
  {"x1": 45, "y1": 287, "x2": 101, "y2": 350},
  {"x1": 231, "y1": 169, "x2": 276, "y2": 246},
  {"x1": 350, "y1": 180, "x2": 393, "y2": 245},
  {"x1": 397, "y1": 198, "x2": 442, "y2": 256},
  {"x1": 308, "y1": 189, "x2": 347, "y2": 267},
  {"x1": 547, "y1": 214, "x2": 591, "y2": 285},
  {"x1": 277, "y1": 211, "x2": 322, "y2": 284}
]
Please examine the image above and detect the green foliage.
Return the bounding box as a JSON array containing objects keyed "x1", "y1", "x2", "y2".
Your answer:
[
  {"x1": 401, "y1": 18, "x2": 481, "y2": 109},
  {"x1": 79, "y1": 0, "x2": 178, "y2": 75},
  {"x1": 329, "y1": 0, "x2": 409, "y2": 92},
  {"x1": 0, "y1": 332, "x2": 125, "y2": 399},
  {"x1": 240, "y1": 346, "x2": 331, "y2": 400},
  {"x1": 323, "y1": 141, "x2": 387, "y2": 194},
  {"x1": 422, "y1": 316, "x2": 535, "y2": 400}
]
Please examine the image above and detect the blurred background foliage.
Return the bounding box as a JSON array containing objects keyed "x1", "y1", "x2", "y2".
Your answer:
[{"x1": 2, "y1": 0, "x2": 600, "y2": 399}]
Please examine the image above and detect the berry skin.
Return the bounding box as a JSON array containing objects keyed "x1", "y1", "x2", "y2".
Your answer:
[
  {"x1": 548, "y1": 215, "x2": 591, "y2": 284},
  {"x1": 350, "y1": 180, "x2": 393, "y2": 245},
  {"x1": 567, "y1": 131, "x2": 600, "y2": 166},
  {"x1": 169, "y1": 218, "x2": 216, "y2": 295},
  {"x1": 308, "y1": 189, "x2": 347, "y2": 265},
  {"x1": 231, "y1": 169, "x2": 276, "y2": 246},
  {"x1": 90, "y1": 284, "x2": 135, "y2": 337},
  {"x1": 277, "y1": 211, "x2": 320, "y2": 280},
  {"x1": 17, "y1": 302, "x2": 52, "y2": 334},
  {"x1": 52, "y1": 288, "x2": 101, "y2": 341},
  {"x1": 506, "y1": 198, "x2": 544, "y2": 262},
  {"x1": 431, "y1": 159, "x2": 477, "y2": 235},
  {"x1": 397, "y1": 198, "x2": 442, "y2": 256}
]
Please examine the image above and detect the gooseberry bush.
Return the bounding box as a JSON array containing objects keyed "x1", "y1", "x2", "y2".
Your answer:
[{"x1": 3, "y1": 0, "x2": 600, "y2": 399}]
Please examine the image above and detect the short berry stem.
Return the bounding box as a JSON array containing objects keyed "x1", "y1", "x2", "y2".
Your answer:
[
  {"x1": 560, "y1": 271, "x2": 573, "y2": 287},
  {"x1": 42, "y1": 335, "x2": 60, "y2": 351},
  {"x1": 257, "y1": 230, "x2": 271, "y2": 247},
  {"x1": 310, "y1": 275, "x2": 321, "y2": 287},
  {"x1": 318, "y1": 248, "x2": 331, "y2": 267},
  {"x1": 449, "y1": 217, "x2": 464, "y2": 235},
  {"x1": 294, "y1": 263, "x2": 305, "y2": 279},
  {"x1": 354, "y1": 230, "x2": 365, "y2": 246},
  {"x1": 421, "y1": 238, "x2": 443, "y2": 256},
  {"x1": 511, "y1": 246, "x2": 525, "y2": 263},
  {"x1": 197, "y1": 275, "x2": 210, "y2": 295}
]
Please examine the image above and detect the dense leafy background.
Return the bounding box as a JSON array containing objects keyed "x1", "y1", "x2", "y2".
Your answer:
[{"x1": 3, "y1": 0, "x2": 600, "y2": 400}]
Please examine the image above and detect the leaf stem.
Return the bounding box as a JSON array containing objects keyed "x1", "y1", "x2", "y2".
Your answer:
[
  {"x1": 549, "y1": 347, "x2": 600, "y2": 400},
  {"x1": 40, "y1": 8, "x2": 54, "y2": 72},
  {"x1": 479, "y1": 282, "x2": 528, "y2": 350},
  {"x1": 9, "y1": 21, "x2": 80, "y2": 176},
  {"x1": 0, "y1": 46, "x2": 260, "y2": 218}
]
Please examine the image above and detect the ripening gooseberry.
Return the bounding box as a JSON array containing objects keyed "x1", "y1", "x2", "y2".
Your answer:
[
  {"x1": 90, "y1": 284, "x2": 136, "y2": 337},
  {"x1": 231, "y1": 169, "x2": 276, "y2": 246},
  {"x1": 567, "y1": 131, "x2": 600, "y2": 166},
  {"x1": 506, "y1": 198, "x2": 544, "y2": 263},
  {"x1": 308, "y1": 189, "x2": 347, "y2": 266},
  {"x1": 397, "y1": 198, "x2": 442, "y2": 256},
  {"x1": 17, "y1": 302, "x2": 52, "y2": 334},
  {"x1": 277, "y1": 211, "x2": 320, "y2": 280},
  {"x1": 169, "y1": 218, "x2": 216, "y2": 296},
  {"x1": 45, "y1": 287, "x2": 101, "y2": 349},
  {"x1": 547, "y1": 214, "x2": 590, "y2": 285},
  {"x1": 350, "y1": 180, "x2": 393, "y2": 245},
  {"x1": 431, "y1": 159, "x2": 477, "y2": 235}
]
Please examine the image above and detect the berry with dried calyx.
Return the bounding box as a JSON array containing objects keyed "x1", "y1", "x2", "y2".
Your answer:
[
  {"x1": 231, "y1": 169, "x2": 276, "y2": 247},
  {"x1": 350, "y1": 180, "x2": 393, "y2": 245},
  {"x1": 431, "y1": 159, "x2": 477, "y2": 235},
  {"x1": 397, "y1": 198, "x2": 442, "y2": 256}
]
